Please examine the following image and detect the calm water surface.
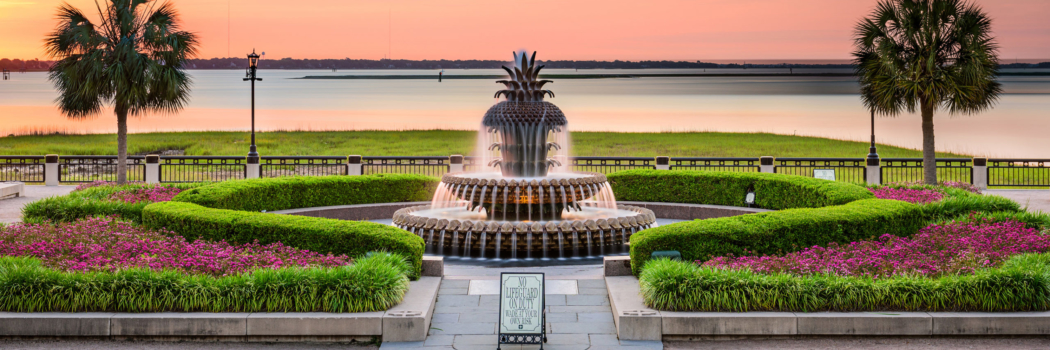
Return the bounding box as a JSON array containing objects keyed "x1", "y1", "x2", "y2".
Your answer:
[{"x1": 1, "y1": 68, "x2": 1048, "y2": 157}]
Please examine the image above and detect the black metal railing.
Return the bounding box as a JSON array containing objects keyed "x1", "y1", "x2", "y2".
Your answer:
[
  {"x1": 363, "y1": 156, "x2": 449, "y2": 177},
  {"x1": 775, "y1": 158, "x2": 867, "y2": 184},
  {"x1": 160, "y1": 156, "x2": 246, "y2": 183},
  {"x1": 881, "y1": 158, "x2": 972, "y2": 185},
  {"x1": 571, "y1": 157, "x2": 655, "y2": 174},
  {"x1": 670, "y1": 157, "x2": 761, "y2": 172},
  {"x1": 9, "y1": 154, "x2": 1050, "y2": 188},
  {"x1": 59, "y1": 156, "x2": 145, "y2": 183},
  {"x1": 0, "y1": 156, "x2": 45, "y2": 183},
  {"x1": 988, "y1": 159, "x2": 1050, "y2": 187},
  {"x1": 261, "y1": 156, "x2": 347, "y2": 177}
]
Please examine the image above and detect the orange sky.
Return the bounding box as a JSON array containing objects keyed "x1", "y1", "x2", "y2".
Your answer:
[{"x1": 1, "y1": 0, "x2": 1048, "y2": 61}]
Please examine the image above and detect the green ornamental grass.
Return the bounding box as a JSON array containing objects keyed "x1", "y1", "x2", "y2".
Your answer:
[
  {"x1": 0, "y1": 252, "x2": 410, "y2": 313},
  {"x1": 640, "y1": 256, "x2": 1050, "y2": 312}
]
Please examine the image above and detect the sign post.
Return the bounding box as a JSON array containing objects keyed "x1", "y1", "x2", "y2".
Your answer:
[
  {"x1": 497, "y1": 272, "x2": 546, "y2": 350},
  {"x1": 814, "y1": 169, "x2": 836, "y2": 181}
]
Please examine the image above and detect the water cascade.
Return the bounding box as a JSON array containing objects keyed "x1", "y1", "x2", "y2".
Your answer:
[{"x1": 393, "y1": 51, "x2": 656, "y2": 260}]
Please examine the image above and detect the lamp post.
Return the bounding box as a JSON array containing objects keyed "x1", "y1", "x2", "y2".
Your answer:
[
  {"x1": 243, "y1": 50, "x2": 263, "y2": 161},
  {"x1": 867, "y1": 109, "x2": 879, "y2": 160}
]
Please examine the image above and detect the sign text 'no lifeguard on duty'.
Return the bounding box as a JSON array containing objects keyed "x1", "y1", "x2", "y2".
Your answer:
[{"x1": 497, "y1": 272, "x2": 546, "y2": 349}]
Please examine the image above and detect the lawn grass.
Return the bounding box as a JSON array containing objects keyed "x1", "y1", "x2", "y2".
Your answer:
[{"x1": 0, "y1": 130, "x2": 966, "y2": 158}]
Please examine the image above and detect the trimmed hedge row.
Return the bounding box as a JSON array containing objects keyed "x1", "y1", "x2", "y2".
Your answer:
[
  {"x1": 143, "y1": 206, "x2": 426, "y2": 279},
  {"x1": 0, "y1": 254, "x2": 410, "y2": 313},
  {"x1": 608, "y1": 170, "x2": 874, "y2": 210},
  {"x1": 640, "y1": 255, "x2": 1050, "y2": 312},
  {"x1": 21, "y1": 183, "x2": 206, "y2": 223},
  {"x1": 172, "y1": 174, "x2": 437, "y2": 211},
  {"x1": 144, "y1": 175, "x2": 438, "y2": 279},
  {"x1": 628, "y1": 198, "x2": 925, "y2": 273}
]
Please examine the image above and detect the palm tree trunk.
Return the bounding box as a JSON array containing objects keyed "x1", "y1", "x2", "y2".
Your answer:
[
  {"x1": 920, "y1": 99, "x2": 936, "y2": 185},
  {"x1": 116, "y1": 107, "x2": 128, "y2": 184}
]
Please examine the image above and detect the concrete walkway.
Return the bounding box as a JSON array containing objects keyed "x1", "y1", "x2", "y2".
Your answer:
[
  {"x1": 381, "y1": 265, "x2": 661, "y2": 350},
  {"x1": 0, "y1": 184, "x2": 75, "y2": 223},
  {"x1": 985, "y1": 189, "x2": 1050, "y2": 213}
]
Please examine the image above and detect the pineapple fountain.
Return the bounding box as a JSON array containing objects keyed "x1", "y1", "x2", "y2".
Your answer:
[{"x1": 393, "y1": 52, "x2": 656, "y2": 261}]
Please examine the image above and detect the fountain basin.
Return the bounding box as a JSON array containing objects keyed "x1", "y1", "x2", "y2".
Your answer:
[{"x1": 392, "y1": 204, "x2": 655, "y2": 259}]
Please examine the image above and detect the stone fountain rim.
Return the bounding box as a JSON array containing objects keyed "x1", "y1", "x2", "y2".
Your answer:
[
  {"x1": 440, "y1": 172, "x2": 608, "y2": 187},
  {"x1": 391, "y1": 204, "x2": 656, "y2": 234}
]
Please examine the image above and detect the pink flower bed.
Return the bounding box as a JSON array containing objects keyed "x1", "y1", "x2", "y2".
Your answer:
[
  {"x1": 869, "y1": 187, "x2": 944, "y2": 204},
  {"x1": 109, "y1": 186, "x2": 182, "y2": 203},
  {"x1": 0, "y1": 217, "x2": 351, "y2": 276},
  {"x1": 75, "y1": 180, "x2": 118, "y2": 191},
  {"x1": 702, "y1": 219, "x2": 1050, "y2": 278}
]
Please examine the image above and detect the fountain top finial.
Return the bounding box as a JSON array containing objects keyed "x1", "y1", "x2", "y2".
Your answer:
[{"x1": 494, "y1": 51, "x2": 554, "y2": 102}]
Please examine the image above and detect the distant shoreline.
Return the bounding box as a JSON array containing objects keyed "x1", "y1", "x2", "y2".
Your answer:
[{"x1": 298, "y1": 72, "x2": 1050, "y2": 80}]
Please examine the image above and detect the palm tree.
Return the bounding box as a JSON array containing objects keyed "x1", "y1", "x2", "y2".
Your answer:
[
  {"x1": 853, "y1": 0, "x2": 1001, "y2": 185},
  {"x1": 45, "y1": 0, "x2": 198, "y2": 184}
]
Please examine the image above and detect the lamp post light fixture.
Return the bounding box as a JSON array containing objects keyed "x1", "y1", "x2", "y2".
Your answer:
[{"x1": 243, "y1": 49, "x2": 263, "y2": 161}]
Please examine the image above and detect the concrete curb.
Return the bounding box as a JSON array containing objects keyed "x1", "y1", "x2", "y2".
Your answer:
[
  {"x1": 606, "y1": 275, "x2": 1050, "y2": 340},
  {"x1": 0, "y1": 182, "x2": 24, "y2": 199},
  {"x1": 0, "y1": 277, "x2": 441, "y2": 342}
]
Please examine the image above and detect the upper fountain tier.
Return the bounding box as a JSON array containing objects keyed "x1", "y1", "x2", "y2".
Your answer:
[{"x1": 483, "y1": 52, "x2": 567, "y2": 178}]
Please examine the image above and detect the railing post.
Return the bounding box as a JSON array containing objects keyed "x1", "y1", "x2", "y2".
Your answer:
[
  {"x1": 866, "y1": 157, "x2": 881, "y2": 185},
  {"x1": 449, "y1": 155, "x2": 464, "y2": 173},
  {"x1": 145, "y1": 155, "x2": 160, "y2": 184},
  {"x1": 45, "y1": 154, "x2": 60, "y2": 186},
  {"x1": 759, "y1": 156, "x2": 774, "y2": 173},
  {"x1": 246, "y1": 156, "x2": 260, "y2": 179},
  {"x1": 655, "y1": 156, "x2": 670, "y2": 170},
  {"x1": 348, "y1": 155, "x2": 362, "y2": 176},
  {"x1": 972, "y1": 157, "x2": 988, "y2": 190}
]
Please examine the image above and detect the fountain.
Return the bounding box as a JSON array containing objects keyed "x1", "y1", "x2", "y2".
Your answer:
[{"x1": 393, "y1": 52, "x2": 656, "y2": 260}]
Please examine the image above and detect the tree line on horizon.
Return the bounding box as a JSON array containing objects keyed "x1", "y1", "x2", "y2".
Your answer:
[{"x1": 4, "y1": 57, "x2": 1048, "y2": 71}]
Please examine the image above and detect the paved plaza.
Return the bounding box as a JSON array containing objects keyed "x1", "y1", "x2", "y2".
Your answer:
[{"x1": 1, "y1": 186, "x2": 1049, "y2": 349}]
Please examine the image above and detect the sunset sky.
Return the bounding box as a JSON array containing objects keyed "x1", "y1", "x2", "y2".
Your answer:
[{"x1": 1, "y1": 0, "x2": 1048, "y2": 61}]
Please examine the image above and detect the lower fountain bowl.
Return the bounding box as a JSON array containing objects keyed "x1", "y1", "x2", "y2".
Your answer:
[{"x1": 392, "y1": 204, "x2": 656, "y2": 259}]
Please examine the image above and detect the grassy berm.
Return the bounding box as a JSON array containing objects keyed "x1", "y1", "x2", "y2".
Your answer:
[{"x1": 0, "y1": 130, "x2": 966, "y2": 157}]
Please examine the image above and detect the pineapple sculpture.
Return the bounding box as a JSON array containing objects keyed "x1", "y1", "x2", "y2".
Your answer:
[{"x1": 483, "y1": 51, "x2": 568, "y2": 177}]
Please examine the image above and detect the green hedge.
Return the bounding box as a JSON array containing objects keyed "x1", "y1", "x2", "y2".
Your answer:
[
  {"x1": 0, "y1": 253, "x2": 410, "y2": 313},
  {"x1": 21, "y1": 183, "x2": 206, "y2": 223},
  {"x1": 173, "y1": 174, "x2": 438, "y2": 211},
  {"x1": 608, "y1": 170, "x2": 874, "y2": 210},
  {"x1": 628, "y1": 198, "x2": 925, "y2": 274},
  {"x1": 640, "y1": 255, "x2": 1050, "y2": 312},
  {"x1": 142, "y1": 201, "x2": 426, "y2": 279}
]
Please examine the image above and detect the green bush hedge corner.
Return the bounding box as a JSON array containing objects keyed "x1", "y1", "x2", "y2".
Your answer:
[
  {"x1": 21, "y1": 183, "x2": 207, "y2": 223},
  {"x1": 628, "y1": 198, "x2": 925, "y2": 274},
  {"x1": 143, "y1": 204, "x2": 426, "y2": 280},
  {"x1": 172, "y1": 174, "x2": 437, "y2": 211},
  {"x1": 608, "y1": 169, "x2": 874, "y2": 210},
  {"x1": 143, "y1": 175, "x2": 438, "y2": 279}
]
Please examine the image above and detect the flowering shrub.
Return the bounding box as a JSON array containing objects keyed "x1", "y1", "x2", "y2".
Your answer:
[
  {"x1": 941, "y1": 181, "x2": 982, "y2": 194},
  {"x1": 74, "y1": 180, "x2": 116, "y2": 191},
  {"x1": 109, "y1": 186, "x2": 182, "y2": 203},
  {"x1": 887, "y1": 181, "x2": 982, "y2": 195},
  {"x1": 869, "y1": 186, "x2": 944, "y2": 204},
  {"x1": 0, "y1": 217, "x2": 351, "y2": 276},
  {"x1": 702, "y1": 219, "x2": 1050, "y2": 278}
]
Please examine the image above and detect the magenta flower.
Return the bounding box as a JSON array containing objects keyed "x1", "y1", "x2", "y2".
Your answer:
[
  {"x1": 109, "y1": 186, "x2": 182, "y2": 203},
  {"x1": 0, "y1": 217, "x2": 352, "y2": 276},
  {"x1": 702, "y1": 219, "x2": 1050, "y2": 278},
  {"x1": 869, "y1": 187, "x2": 944, "y2": 204}
]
